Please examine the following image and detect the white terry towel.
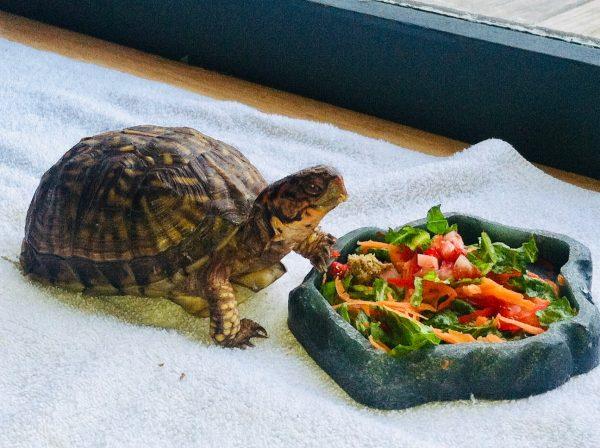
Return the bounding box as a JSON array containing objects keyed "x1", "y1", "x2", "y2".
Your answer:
[{"x1": 1, "y1": 38, "x2": 599, "y2": 448}]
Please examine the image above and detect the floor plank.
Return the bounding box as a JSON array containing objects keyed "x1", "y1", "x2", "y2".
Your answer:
[
  {"x1": 0, "y1": 11, "x2": 598, "y2": 192},
  {"x1": 540, "y1": 0, "x2": 600, "y2": 39},
  {"x1": 386, "y1": 0, "x2": 600, "y2": 44}
]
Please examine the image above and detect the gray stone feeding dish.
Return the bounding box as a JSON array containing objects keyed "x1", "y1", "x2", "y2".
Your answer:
[{"x1": 288, "y1": 214, "x2": 600, "y2": 409}]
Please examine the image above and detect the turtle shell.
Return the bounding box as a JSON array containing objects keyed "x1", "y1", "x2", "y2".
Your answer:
[{"x1": 22, "y1": 125, "x2": 267, "y2": 290}]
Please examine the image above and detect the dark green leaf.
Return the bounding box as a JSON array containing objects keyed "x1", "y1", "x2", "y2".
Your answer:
[
  {"x1": 376, "y1": 308, "x2": 440, "y2": 356},
  {"x1": 537, "y1": 297, "x2": 576, "y2": 327},
  {"x1": 369, "y1": 321, "x2": 386, "y2": 342},
  {"x1": 349, "y1": 284, "x2": 375, "y2": 301},
  {"x1": 424, "y1": 309, "x2": 500, "y2": 338},
  {"x1": 320, "y1": 281, "x2": 336, "y2": 304},
  {"x1": 451, "y1": 299, "x2": 476, "y2": 315},
  {"x1": 467, "y1": 232, "x2": 497, "y2": 275},
  {"x1": 426, "y1": 205, "x2": 449, "y2": 235},
  {"x1": 492, "y1": 236, "x2": 538, "y2": 274},
  {"x1": 385, "y1": 226, "x2": 431, "y2": 250},
  {"x1": 510, "y1": 274, "x2": 557, "y2": 301},
  {"x1": 337, "y1": 303, "x2": 351, "y2": 323},
  {"x1": 424, "y1": 310, "x2": 458, "y2": 328},
  {"x1": 355, "y1": 310, "x2": 371, "y2": 336}
]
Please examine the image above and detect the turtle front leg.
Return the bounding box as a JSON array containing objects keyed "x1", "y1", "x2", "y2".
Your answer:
[
  {"x1": 206, "y1": 261, "x2": 268, "y2": 348},
  {"x1": 295, "y1": 227, "x2": 336, "y2": 272}
]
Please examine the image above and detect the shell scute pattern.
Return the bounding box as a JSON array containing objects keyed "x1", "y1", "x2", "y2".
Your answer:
[{"x1": 23, "y1": 126, "x2": 268, "y2": 290}]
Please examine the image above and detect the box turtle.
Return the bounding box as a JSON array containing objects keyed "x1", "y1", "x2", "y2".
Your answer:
[{"x1": 21, "y1": 125, "x2": 347, "y2": 348}]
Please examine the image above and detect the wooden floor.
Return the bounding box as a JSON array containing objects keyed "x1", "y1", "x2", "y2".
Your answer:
[
  {"x1": 0, "y1": 11, "x2": 598, "y2": 192},
  {"x1": 392, "y1": 0, "x2": 600, "y2": 44}
]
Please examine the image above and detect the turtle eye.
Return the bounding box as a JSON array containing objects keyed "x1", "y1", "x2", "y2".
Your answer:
[{"x1": 303, "y1": 181, "x2": 323, "y2": 196}]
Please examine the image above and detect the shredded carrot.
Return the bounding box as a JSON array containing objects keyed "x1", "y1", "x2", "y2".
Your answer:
[
  {"x1": 386, "y1": 292, "x2": 396, "y2": 302},
  {"x1": 432, "y1": 328, "x2": 476, "y2": 344},
  {"x1": 368, "y1": 335, "x2": 391, "y2": 352},
  {"x1": 357, "y1": 240, "x2": 396, "y2": 252},
  {"x1": 422, "y1": 280, "x2": 457, "y2": 308},
  {"x1": 334, "y1": 277, "x2": 351, "y2": 302},
  {"x1": 477, "y1": 333, "x2": 505, "y2": 343},
  {"x1": 474, "y1": 315, "x2": 489, "y2": 326},
  {"x1": 495, "y1": 315, "x2": 544, "y2": 335},
  {"x1": 458, "y1": 278, "x2": 537, "y2": 311},
  {"x1": 334, "y1": 300, "x2": 425, "y2": 320}
]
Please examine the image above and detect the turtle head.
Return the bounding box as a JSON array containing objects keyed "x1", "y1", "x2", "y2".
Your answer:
[{"x1": 256, "y1": 165, "x2": 347, "y2": 241}]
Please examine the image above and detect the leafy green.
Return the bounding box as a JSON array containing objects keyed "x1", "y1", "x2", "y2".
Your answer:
[
  {"x1": 343, "y1": 274, "x2": 353, "y2": 290},
  {"x1": 409, "y1": 277, "x2": 424, "y2": 307},
  {"x1": 369, "y1": 322, "x2": 386, "y2": 342},
  {"x1": 510, "y1": 274, "x2": 557, "y2": 301},
  {"x1": 355, "y1": 310, "x2": 371, "y2": 336},
  {"x1": 373, "y1": 278, "x2": 389, "y2": 302},
  {"x1": 467, "y1": 232, "x2": 497, "y2": 275},
  {"x1": 467, "y1": 233, "x2": 538, "y2": 275},
  {"x1": 321, "y1": 280, "x2": 336, "y2": 304},
  {"x1": 375, "y1": 308, "x2": 440, "y2": 357},
  {"x1": 537, "y1": 297, "x2": 576, "y2": 327},
  {"x1": 371, "y1": 249, "x2": 391, "y2": 262},
  {"x1": 451, "y1": 299, "x2": 476, "y2": 316},
  {"x1": 424, "y1": 310, "x2": 459, "y2": 329},
  {"x1": 492, "y1": 236, "x2": 538, "y2": 274},
  {"x1": 424, "y1": 310, "x2": 500, "y2": 338},
  {"x1": 337, "y1": 303, "x2": 351, "y2": 323},
  {"x1": 385, "y1": 226, "x2": 430, "y2": 250},
  {"x1": 426, "y1": 205, "x2": 457, "y2": 235},
  {"x1": 349, "y1": 284, "x2": 375, "y2": 301}
]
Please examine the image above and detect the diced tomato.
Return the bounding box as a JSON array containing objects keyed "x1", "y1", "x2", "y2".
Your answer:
[
  {"x1": 417, "y1": 254, "x2": 439, "y2": 271},
  {"x1": 423, "y1": 247, "x2": 441, "y2": 259},
  {"x1": 464, "y1": 294, "x2": 503, "y2": 310},
  {"x1": 452, "y1": 255, "x2": 480, "y2": 279},
  {"x1": 458, "y1": 307, "x2": 495, "y2": 324},
  {"x1": 437, "y1": 261, "x2": 454, "y2": 281},
  {"x1": 430, "y1": 232, "x2": 467, "y2": 262},
  {"x1": 387, "y1": 277, "x2": 414, "y2": 288},
  {"x1": 328, "y1": 261, "x2": 349, "y2": 279},
  {"x1": 330, "y1": 249, "x2": 341, "y2": 258}
]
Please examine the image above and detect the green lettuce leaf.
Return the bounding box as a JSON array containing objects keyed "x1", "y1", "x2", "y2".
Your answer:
[
  {"x1": 424, "y1": 310, "x2": 500, "y2": 338},
  {"x1": 509, "y1": 274, "x2": 557, "y2": 301},
  {"x1": 337, "y1": 303, "x2": 351, "y2": 323},
  {"x1": 354, "y1": 310, "x2": 371, "y2": 336},
  {"x1": 373, "y1": 278, "x2": 395, "y2": 302},
  {"x1": 450, "y1": 299, "x2": 476, "y2": 315},
  {"x1": 320, "y1": 280, "x2": 336, "y2": 304},
  {"x1": 374, "y1": 308, "x2": 440, "y2": 357},
  {"x1": 385, "y1": 226, "x2": 431, "y2": 250},
  {"x1": 467, "y1": 232, "x2": 497, "y2": 275},
  {"x1": 467, "y1": 233, "x2": 538, "y2": 275},
  {"x1": 536, "y1": 297, "x2": 576, "y2": 327},
  {"x1": 492, "y1": 236, "x2": 538, "y2": 274},
  {"x1": 409, "y1": 276, "x2": 424, "y2": 307},
  {"x1": 426, "y1": 205, "x2": 457, "y2": 235}
]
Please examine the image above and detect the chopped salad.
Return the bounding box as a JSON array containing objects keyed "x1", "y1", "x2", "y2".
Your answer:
[{"x1": 321, "y1": 206, "x2": 577, "y2": 356}]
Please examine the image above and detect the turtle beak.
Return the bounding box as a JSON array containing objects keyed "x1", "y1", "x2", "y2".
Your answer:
[{"x1": 316, "y1": 176, "x2": 348, "y2": 208}]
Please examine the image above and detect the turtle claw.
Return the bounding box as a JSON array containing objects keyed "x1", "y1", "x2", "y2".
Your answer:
[
  {"x1": 311, "y1": 233, "x2": 336, "y2": 272},
  {"x1": 222, "y1": 318, "x2": 268, "y2": 349}
]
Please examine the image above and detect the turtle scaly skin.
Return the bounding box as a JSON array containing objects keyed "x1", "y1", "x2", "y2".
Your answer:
[{"x1": 21, "y1": 125, "x2": 347, "y2": 348}]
